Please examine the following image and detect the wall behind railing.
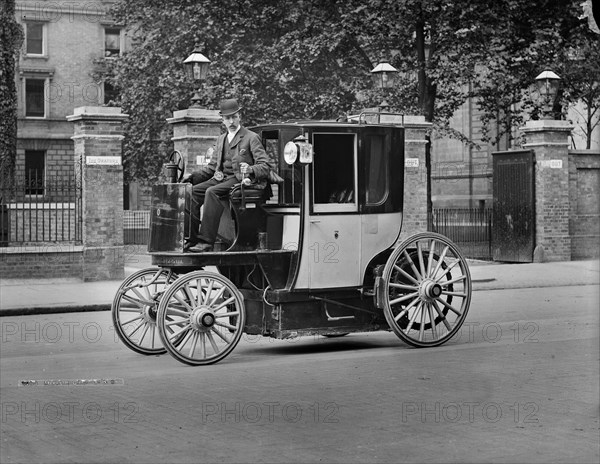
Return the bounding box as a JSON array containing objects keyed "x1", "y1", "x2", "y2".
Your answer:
[{"x1": 7, "y1": 203, "x2": 80, "y2": 243}]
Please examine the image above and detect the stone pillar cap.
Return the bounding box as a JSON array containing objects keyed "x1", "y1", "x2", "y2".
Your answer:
[
  {"x1": 520, "y1": 119, "x2": 574, "y2": 132},
  {"x1": 67, "y1": 106, "x2": 129, "y2": 121},
  {"x1": 167, "y1": 108, "x2": 221, "y2": 124},
  {"x1": 403, "y1": 115, "x2": 427, "y2": 124}
]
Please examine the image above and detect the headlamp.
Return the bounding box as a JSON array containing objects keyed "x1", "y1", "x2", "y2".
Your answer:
[
  {"x1": 284, "y1": 141, "x2": 298, "y2": 165},
  {"x1": 284, "y1": 136, "x2": 313, "y2": 165}
]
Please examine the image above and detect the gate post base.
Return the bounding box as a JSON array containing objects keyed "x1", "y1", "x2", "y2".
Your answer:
[
  {"x1": 533, "y1": 245, "x2": 546, "y2": 263},
  {"x1": 82, "y1": 246, "x2": 124, "y2": 281}
]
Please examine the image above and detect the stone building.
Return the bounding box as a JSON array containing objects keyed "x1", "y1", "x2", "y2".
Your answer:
[
  {"x1": 431, "y1": 100, "x2": 600, "y2": 209},
  {"x1": 14, "y1": 0, "x2": 123, "y2": 185},
  {"x1": 1, "y1": 1, "x2": 128, "y2": 279}
]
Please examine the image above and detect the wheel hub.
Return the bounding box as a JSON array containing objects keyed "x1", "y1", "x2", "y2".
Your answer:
[
  {"x1": 141, "y1": 303, "x2": 158, "y2": 323},
  {"x1": 190, "y1": 307, "x2": 215, "y2": 330},
  {"x1": 420, "y1": 279, "x2": 442, "y2": 301}
]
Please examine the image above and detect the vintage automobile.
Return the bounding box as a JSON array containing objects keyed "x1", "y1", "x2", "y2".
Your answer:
[{"x1": 111, "y1": 112, "x2": 472, "y2": 365}]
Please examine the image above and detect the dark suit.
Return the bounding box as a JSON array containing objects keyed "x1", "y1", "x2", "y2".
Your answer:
[{"x1": 189, "y1": 126, "x2": 273, "y2": 244}]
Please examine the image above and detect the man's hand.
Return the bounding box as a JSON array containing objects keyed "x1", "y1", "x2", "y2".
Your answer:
[
  {"x1": 240, "y1": 163, "x2": 252, "y2": 185},
  {"x1": 182, "y1": 173, "x2": 192, "y2": 183}
]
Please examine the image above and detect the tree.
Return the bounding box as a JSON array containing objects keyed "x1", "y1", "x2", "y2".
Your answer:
[
  {"x1": 559, "y1": 26, "x2": 600, "y2": 149},
  {"x1": 0, "y1": 0, "x2": 23, "y2": 182},
  {"x1": 100, "y1": 0, "x2": 376, "y2": 182},
  {"x1": 101, "y1": 0, "x2": 598, "y2": 186},
  {"x1": 472, "y1": 0, "x2": 600, "y2": 148}
]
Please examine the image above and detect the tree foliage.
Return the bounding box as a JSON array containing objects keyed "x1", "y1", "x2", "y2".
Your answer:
[
  {"x1": 0, "y1": 0, "x2": 24, "y2": 182},
  {"x1": 100, "y1": 0, "x2": 599, "y2": 181},
  {"x1": 472, "y1": 0, "x2": 600, "y2": 146},
  {"x1": 558, "y1": 22, "x2": 600, "y2": 149}
]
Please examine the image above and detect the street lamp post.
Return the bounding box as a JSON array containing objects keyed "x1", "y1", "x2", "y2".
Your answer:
[
  {"x1": 370, "y1": 60, "x2": 398, "y2": 111},
  {"x1": 535, "y1": 70, "x2": 561, "y2": 120},
  {"x1": 183, "y1": 45, "x2": 211, "y2": 108}
]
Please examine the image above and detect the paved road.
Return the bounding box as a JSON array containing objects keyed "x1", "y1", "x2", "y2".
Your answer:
[{"x1": 1, "y1": 285, "x2": 598, "y2": 463}]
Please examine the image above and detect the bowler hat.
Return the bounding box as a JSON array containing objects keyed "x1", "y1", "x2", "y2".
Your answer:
[{"x1": 219, "y1": 99, "x2": 242, "y2": 116}]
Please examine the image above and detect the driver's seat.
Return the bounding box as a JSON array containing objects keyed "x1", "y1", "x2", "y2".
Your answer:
[{"x1": 215, "y1": 184, "x2": 273, "y2": 251}]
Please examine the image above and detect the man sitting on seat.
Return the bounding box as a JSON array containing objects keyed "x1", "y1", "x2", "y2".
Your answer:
[{"x1": 182, "y1": 98, "x2": 274, "y2": 252}]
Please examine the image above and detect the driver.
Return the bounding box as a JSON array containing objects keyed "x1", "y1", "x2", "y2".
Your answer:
[{"x1": 182, "y1": 99, "x2": 274, "y2": 252}]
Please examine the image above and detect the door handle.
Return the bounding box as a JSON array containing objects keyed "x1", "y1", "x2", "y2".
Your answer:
[{"x1": 309, "y1": 219, "x2": 321, "y2": 223}]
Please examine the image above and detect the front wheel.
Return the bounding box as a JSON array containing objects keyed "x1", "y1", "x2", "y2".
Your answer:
[
  {"x1": 157, "y1": 271, "x2": 246, "y2": 365},
  {"x1": 382, "y1": 232, "x2": 472, "y2": 347}
]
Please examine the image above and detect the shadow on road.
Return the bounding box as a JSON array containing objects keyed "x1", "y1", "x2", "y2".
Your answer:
[{"x1": 242, "y1": 333, "x2": 407, "y2": 357}]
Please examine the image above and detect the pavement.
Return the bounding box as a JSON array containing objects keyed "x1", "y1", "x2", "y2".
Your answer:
[{"x1": 0, "y1": 251, "x2": 598, "y2": 317}]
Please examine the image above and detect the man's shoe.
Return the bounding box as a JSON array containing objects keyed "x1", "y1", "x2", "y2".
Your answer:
[
  {"x1": 183, "y1": 240, "x2": 197, "y2": 252},
  {"x1": 187, "y1": 242, "x2": 213, "y2": 253}
]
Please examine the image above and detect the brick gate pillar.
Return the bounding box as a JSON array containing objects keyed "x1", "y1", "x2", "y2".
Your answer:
[
  {"x1": 67, "y1": 106, "x2": 128, "y2": 280},
  {"x1": 166, "y1": 108, "x2": 221, "y2": 173},
  {"x1": 398, "y1": 116, "x2": 432, "y2": 243},
  {"x1": 521, "y1": 119, "x2": 574, "y2": 262}
]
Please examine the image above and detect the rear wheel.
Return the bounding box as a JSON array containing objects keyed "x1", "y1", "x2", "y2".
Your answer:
[
  {"x1": 382, "y1": 233, "x2": 472, "y2": 347},
  {"x1": 112, "y1": 268, "x2": 178, "y2": 355},
  {"x1": 157, "y1": 271, "x2": 246, "y2": 365}
]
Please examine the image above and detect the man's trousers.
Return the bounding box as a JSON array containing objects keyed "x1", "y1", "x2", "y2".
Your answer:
[{"x1": 190, "y1": 177, "x2": 239, "y2": 244}]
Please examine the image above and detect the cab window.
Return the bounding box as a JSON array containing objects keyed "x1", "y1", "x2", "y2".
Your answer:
[
  {"x1": 261, "y1": 129, "x2": 301, "y2": 205},
  {"x1": 365, "y1": 134, "x2": 389, "y2": 205},
  {"x1": 312, "y1": 133, "x2": 357, "y2": 213}
]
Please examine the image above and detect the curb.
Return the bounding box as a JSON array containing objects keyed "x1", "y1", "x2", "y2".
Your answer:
[
  {"x1": 4, "y1": 280, "x2": 599, "y2": 317},
  {"x1": 0, "y1": 304, "x2": 111, "y2": 318}
]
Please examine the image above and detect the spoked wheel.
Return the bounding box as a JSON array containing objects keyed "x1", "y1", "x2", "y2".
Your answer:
[
  {"x1": 112, "y1": 267, "x2": 178, "y2": 355},
  {"x1": 382, "y1": 232, "x2": 472, "y2": 347},
  {"x1": 168, "y1": 150, "x2": 185, "y2": 182},
  {"x1": 157, "y1": 271, "x2": 246, "y2": 366}
]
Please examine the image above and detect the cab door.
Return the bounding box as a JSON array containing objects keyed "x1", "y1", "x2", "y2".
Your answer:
[
  {"x1": 304, "y1": 131, "x2": 361, "y2": 289},
  {"x1": 358, "y1": 126, "x2": 405, "y2": 276}
]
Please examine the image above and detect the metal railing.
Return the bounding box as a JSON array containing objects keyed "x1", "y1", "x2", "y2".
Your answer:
[
  {"x1": 1, "y1": 173, "x2": 82, "y2": 245},
  {"x1": 123, "y1": 210, "x2": 150, "y2": 245},
  {"x1": 430, "y1": 208, "x2": 493, "y2": 260},
  {"x1": 117, "y1": 207, "x2": 494, "y2": 256}
]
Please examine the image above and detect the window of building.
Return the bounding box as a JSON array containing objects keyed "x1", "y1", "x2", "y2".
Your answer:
[
  {"x1": 25, "y1": 150, "x2": 46, "y2": 196},
  {"x1": 25, "y1": 78, "x2": 46, "y2": 117},
  {"x1": 104, "y1": 28, "x2": 121, "y2": 57},
  {"x1": 103, "y1": 81, "x2": 119, "y2": 105},
  {"x1": 25, "y1": 22, "x2": 44, "y2": 55}
]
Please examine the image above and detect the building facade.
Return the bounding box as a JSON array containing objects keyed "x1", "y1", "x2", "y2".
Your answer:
[
  {"x1": 14, "y1": 0, "x2": 122, "y2": 187},
  {"x1": 431, "y1": 97, "x2": 600, "y2": 209}
]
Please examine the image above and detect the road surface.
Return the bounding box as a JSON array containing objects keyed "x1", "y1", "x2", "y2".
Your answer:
[{"x1": 1, "y1": 285, "x2": 598, "y2": 463}]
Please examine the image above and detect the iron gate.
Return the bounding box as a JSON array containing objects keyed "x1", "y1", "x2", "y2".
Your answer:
[{"x1": 492, "y1": 150, "x2": 535, "y2": 262}]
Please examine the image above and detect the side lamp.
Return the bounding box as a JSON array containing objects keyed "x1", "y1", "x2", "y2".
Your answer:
[
  {"x1": 371, "y1": 60, "x2": 398, "y2": 111},
  {"x1": 535, "y1": 70, "x2": 561, "y2": 120},
  {"x1": 183, "y1": 45, "x2": 211, "y2": 107}
]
